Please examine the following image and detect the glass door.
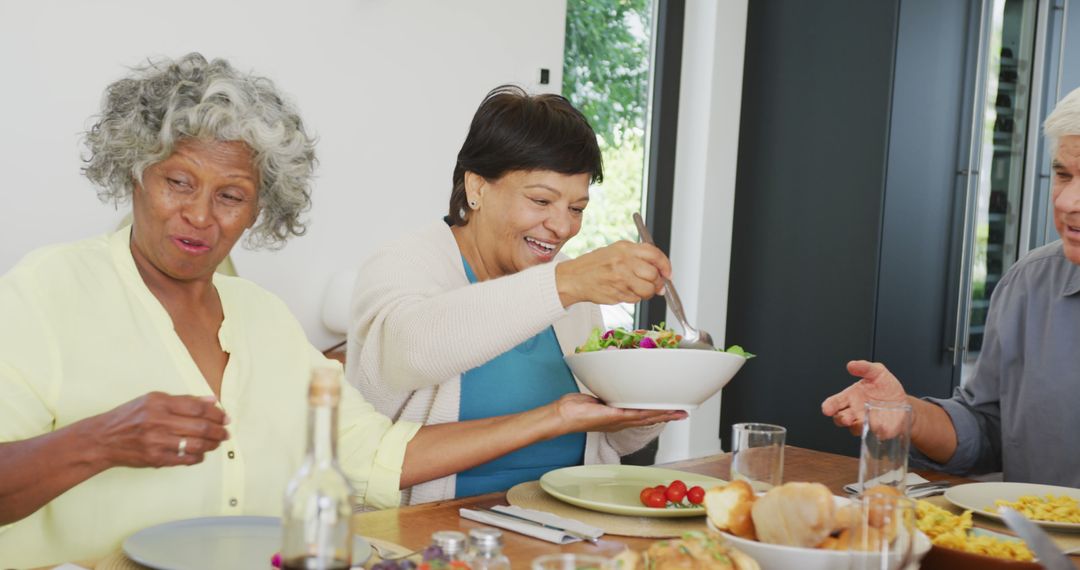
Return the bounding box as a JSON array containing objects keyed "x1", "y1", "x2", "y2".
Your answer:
[{"x1": 959, "y1": 0, "x2": 1039, "y2": 381}]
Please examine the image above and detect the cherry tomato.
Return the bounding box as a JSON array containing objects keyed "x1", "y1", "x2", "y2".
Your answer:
[
  {"x1": 668, "y1": 480, "x2": 688, "y2": 494},
  {"x1": 687, "y1": 485, "x2": 705, "y2": 505},
  {"x1": 665, "y1": 485, "x2": 687, "y2": 503},
  {"x1": 644, "y1": 490, "x2": 667, "y2": 508},
  {"x1": 640, "y1": 487, "x2": 655, "y2": 506},
  {"x1": 653, "y1": 484, "x2": 668, "y2": 495}
]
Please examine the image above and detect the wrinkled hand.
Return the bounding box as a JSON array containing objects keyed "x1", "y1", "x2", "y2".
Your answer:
[
  {"x1": 549, "y1": 393, "x2": 687, "y2": 434},
  {"x1": 821, "y1": 360, "x2": 909, "y2": 436},
  {"x1": 555, "y1": 241, "x2": 672, "y2": 307},
  {"x1": 89, "y1": 392, "x2": 230, "y2": 469}
]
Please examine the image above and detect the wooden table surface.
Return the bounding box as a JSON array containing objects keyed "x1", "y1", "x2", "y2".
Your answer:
[
  {"x1": 48, "y1": 446, "x2": 1076, "y2": 569},
  {"x1": 354, "y1": 446, "x2": 1080, "y2": 568}
]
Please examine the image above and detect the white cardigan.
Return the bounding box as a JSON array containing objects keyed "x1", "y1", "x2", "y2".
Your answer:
[{"x1": 346, "y1": 220, "x2": 661, "y2": 504}]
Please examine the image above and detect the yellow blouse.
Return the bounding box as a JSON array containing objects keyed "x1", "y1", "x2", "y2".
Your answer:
[{"x1": 0, "y1": 228, "x2": 420, "y2": 568}]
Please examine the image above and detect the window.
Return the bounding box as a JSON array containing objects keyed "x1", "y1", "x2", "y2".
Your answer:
[{"x1": 561, "y1": 0, "x2": 683, "y2": 329}]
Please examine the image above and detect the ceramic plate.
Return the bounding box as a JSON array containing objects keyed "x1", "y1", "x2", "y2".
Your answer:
[
  {"x1": 123, "y1": 516, "x2": 371, "y2": 570},
  {"x1": 538, "y1": 465, "x2": 725, "y2": 518},
  {"x1": 945, "y1": 482, "x2": 1080, "y2": 532}
]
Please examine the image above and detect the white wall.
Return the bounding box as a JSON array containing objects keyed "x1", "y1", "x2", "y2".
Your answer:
[
  {"x1": 656, "y1": 0, "x2": 749, "y2": 464},
  {"x1": 1, "y1": 0, "x2": 750, "y2": 463},
  {"x1": 0, "y1": 0, "x2": 566, "y2": 350}
]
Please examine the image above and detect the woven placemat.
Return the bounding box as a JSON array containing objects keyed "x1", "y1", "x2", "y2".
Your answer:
[
  {"x1": 923, "y1": 494, "x2": 1080, "y2": 551},
  {"x1": 506, "y1": 481, "x2": 707, "y2": 538},
  {"x1": 92, "y1": 551, "x2": 147, "y2": 570},
  {"x1": 88, "y1": 536, "x2": 411, "y2": 569}
]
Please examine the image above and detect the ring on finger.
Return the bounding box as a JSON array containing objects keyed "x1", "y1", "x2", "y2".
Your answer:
[{"x1": 177, "y1": 437, "x2": 188, "y2": 458}]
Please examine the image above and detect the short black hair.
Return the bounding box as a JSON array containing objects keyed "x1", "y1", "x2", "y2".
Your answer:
[{"x1": 448, "y1": 85, "x2": 603, "y2": 226}]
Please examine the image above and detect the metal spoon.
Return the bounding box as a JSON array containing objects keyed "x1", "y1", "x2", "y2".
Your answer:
[{"x1": 632, "y1": 212, "x2": 716, "y2": 350}]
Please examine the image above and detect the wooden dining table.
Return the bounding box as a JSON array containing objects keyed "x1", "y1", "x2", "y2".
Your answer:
[{"x1": 354, "y1": 445, "x2": 1080, "y2": 569}]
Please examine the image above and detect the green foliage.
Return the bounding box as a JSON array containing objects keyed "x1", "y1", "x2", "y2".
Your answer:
[
  {"x1": 561, "y1": 0, "x2": 653, "y2": 259},
  {"x1": 562, "y1": 0, "x2": 652, "y2": 147},
  {"x1": 562, "y1": 140, "x2": 644, "y2": 258}
]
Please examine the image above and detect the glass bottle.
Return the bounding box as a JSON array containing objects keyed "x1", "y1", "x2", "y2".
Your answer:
[
  {"x1": 464, "y1": 528, "x2": 510, "y2": 570},
  {"x1": 282, "y1": 368, "x2": 356, "y2": 570},
  {"x1": 431, "y1": 530, "x2": 468, "y2": 563}
]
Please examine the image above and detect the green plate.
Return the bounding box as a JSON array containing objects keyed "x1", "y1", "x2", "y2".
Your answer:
[{"x1": 538, "y1": 465, "x2": 725, "y2": 518}]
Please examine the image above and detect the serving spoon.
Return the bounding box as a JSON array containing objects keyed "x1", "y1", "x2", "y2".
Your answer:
[{"x1": 632, "y1": 212, "x2": 716, "y2": 350}]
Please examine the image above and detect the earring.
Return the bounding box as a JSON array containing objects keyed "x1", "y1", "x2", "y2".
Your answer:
[{"x1": 468, "y1": 200, "x2": 478, "y2": 209}]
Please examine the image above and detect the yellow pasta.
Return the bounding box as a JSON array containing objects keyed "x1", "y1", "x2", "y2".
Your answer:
[
  {"x1": 993, "y1": 494, "x2": 1080, "y2": 524},
  {"x1": 915, "y1": 500, "x2": 1035, "y2": 562}
]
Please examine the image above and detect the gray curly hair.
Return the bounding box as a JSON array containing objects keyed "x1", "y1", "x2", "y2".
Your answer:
[
  {"x1": 1045, "y1": 86, "x2": 1080, "y2": 152},
  {"x1": 83, "y1": 53, "x2": 317, "y2": 248}
]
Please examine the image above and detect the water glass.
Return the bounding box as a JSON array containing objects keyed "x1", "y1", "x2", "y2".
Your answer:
[
  {"x1": 858, "y1": 401, "x2": 913, "y2": 493},
  {"x1": 844, "y1": 491, "x2": 917, "y2": 570},
  {"x1": 531, "y1": 553, "x2": 610, "y2": 570},
  {"x1": 729, "y1": 423, "x2": 786, "y2": 492}
]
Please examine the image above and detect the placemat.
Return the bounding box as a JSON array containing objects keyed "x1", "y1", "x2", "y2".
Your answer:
[
  {"x1": 506, "y1": 481, "x2": 707, "y2": 538},
  {"x1": 88, "y1": 536, "x2": 411, "y2": 569},
  {"x1": 92, "y1": 551, "x2": 147, "y2": 570},
  {"x1": 923, "y1": 494, "x2": 1080, "y2": 551}
]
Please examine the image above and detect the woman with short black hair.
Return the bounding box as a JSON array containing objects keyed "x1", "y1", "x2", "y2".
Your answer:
[{"x1": 348, "y1": 85, "x2": 684, "y2": 504}]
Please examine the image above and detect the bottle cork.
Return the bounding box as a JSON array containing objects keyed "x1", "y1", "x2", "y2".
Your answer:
[{"x1": 308, "y1": 368, "x2": 342, "y2": 406}]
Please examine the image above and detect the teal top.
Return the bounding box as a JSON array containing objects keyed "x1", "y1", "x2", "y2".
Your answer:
[{"x1": 455, "y1": 257, "x2": 586, "y2": 498}]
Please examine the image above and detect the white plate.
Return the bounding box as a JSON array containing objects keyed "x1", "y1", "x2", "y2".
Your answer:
[
  {"x1": 539, "y1": 465, "x2": 725, "y2": 518},
  {"x1": 707, "y1": 496, "x2": 931, "y2": 570},
  {"x1": 123, "y1": 516, "x2": 371, "y2": 570},
  {"x1": 945, "y1": 482, "x2": 1080, "y2": 532}
]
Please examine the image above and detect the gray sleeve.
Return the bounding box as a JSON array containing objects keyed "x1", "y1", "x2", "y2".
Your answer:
[
  {"x1": 910, "y1": 274, "x2": 1013, "y2": 475},
  {"x1": 910, "y1": 391, "x2": 1002, "y2": 474}
]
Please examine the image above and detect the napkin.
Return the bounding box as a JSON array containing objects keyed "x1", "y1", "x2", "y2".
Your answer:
[
  {"x1": 843, "y1": 472, "x2": 937, "y2": 497},
  {"x1": 459, "y1": 505, "x2": 604, "y2": 544}
]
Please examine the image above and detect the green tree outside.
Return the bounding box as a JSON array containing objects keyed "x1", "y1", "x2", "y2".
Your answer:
[{"x1": 561, "y1": 0, "x2": 652, "y2": 261}]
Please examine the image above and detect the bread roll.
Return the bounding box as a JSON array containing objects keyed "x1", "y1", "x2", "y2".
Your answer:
[
  {"x1": 750, "y1": 482, "x2": 835, "y2": 547},
  {"x1": 832, "y1": 525, "x2": 885, "y2": 552},
  {"x1": 831, "y1": 503, "x2": 858, "y2": 535},
  {"x1": 705, "y1": 480, "x2": 757, "y2": 539},
  {"x1": 864, "y1": 484, "x2": 902, "y2": 530}
]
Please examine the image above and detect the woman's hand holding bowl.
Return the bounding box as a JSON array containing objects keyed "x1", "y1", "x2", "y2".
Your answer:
[
  {"x1": 555, "y1": 241, "x2": 672, "y2": 307},
  {"x1": 545, "y1": 393, "x2": 687, "y2": 434}
]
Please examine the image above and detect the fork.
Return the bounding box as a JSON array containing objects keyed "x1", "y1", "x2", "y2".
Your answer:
[{"x1": 632, "y1": 212, "x2": 716, "y2": 350}]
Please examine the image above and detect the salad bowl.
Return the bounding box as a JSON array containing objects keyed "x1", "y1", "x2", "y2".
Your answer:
[{"x1": 565, "y1": 346, "x2": 746, "y2": 411}]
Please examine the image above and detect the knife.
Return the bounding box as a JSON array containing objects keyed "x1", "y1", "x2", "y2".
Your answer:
[
  {"x1": 481, "y1": 507, "x2": 601, "y2": 544},
  {"x1": 999, "y1": 507, "x2": 1074, "y2": 570}
]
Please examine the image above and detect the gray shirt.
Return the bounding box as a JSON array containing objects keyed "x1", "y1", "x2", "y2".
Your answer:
[{"x1": 912, "y1": 240, "x2": 1080, "y2": 486}]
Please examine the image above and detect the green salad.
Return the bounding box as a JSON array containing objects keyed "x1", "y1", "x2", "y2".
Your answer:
[{"x1": 575, "y1": 324, "x2": 755, "y2": 358}]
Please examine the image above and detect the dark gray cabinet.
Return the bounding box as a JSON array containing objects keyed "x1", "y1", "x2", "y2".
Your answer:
[{"x1": 722, "y1": 0, "x2": 1074, "y2": 457}]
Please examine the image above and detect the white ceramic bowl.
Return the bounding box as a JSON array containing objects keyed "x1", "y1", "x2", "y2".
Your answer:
[
  {"x1": 564, "y1": 348, "x2": 746, "y2": 411},
  {"x1": 705, "y1": 497, "x2": 932, "y2": 570}
]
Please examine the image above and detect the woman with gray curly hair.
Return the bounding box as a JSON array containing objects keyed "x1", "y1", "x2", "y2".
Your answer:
[{"x1": 0, "y1": 53, "x2": 675, "y2": 567}]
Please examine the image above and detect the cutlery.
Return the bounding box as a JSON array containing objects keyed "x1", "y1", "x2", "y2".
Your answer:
[
  {"x1": 632, "y1": 212, "x2": 716, "y2": 350},
  {"x1": 843, "y1": 480, "x2": 952, "y2": 496},
  {"x1": 368, "y1": 543, "x2": 419, "y2": 561},
  {"x1": 999, "y1": 507, "x2": 1074, "y2": 570},
  {"x1": 481, "y1": 508, "x2": 600, "y2": 544}
]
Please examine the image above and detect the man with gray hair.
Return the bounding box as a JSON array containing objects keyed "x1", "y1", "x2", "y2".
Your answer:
[{"x1": 821, "y1": 86, "x2": 1080, "y2": 487}]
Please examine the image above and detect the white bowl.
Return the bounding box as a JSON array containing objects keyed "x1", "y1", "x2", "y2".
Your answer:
[
  {"x1": 564, "y1": 349, "x2": 746, "y2": 411},
  {"x1": 705, "y1": 497, "x2": 932, "y2": 570}
]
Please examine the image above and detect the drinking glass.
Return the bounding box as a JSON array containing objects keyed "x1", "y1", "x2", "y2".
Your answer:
[
  {"x1": 858, "y1": 401, "x2": 913, "y2": 494},
  {"x1": 845, "y1": 491, "x2": 917, "y2": 570},
  {"x1": 531, "y1": 553, "x2": 610, "y2": 570},
  {"x1": 729, "y1": 423, "x2": 786, "y2": 492}
]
